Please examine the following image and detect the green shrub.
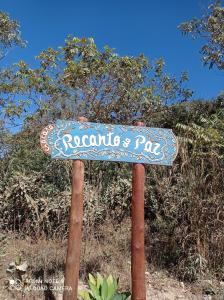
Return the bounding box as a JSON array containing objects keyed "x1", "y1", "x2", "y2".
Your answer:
[{"x1": 79, "y1": 273, "x2": 130, "y2": 300}]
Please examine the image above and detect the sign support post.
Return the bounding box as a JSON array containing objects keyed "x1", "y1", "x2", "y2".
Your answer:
[
  {"x1": 131, "y1": 122, "x2": 146, "y2": 300},
  {"x1": 63, "y1": 117, "x2": 87, "y2": 300}
]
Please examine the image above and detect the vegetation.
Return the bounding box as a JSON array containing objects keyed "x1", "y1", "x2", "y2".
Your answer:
[
  {"x1": 0, "y1": 2, "x2": 224, "y2": 298},
  {"x1": 179, "y1": 0, "x2": 224, "y2": 70},
  {"x1": 0, "y1": 11, "x2": 25, "y2": 60},
  {"x1": 79, "y1": 273, "x2": 130, "y2": 300}
]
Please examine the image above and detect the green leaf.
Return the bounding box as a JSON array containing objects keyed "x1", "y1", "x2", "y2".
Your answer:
[
  {"x1": 112, "y1": 292, "x2": 131, "y2": 300},
  {"x1": 112, "y1": 295, "x2": 122, "y2": 300},
  {"x1": 89, "y1": 273, "x2": 97, "y2": 286},
  {"x1": 78, "y1": 290, "x2": 92, "y2": 300},
  {"x1": 96, "y1": 273, "x2": 104, "y2": 289},
  {"x1": 106, "y1": 274, "x2": 113, "y2": 287},
  {"x1": 101, "y1": 279, "x2": 108, "y2": 300},
  {"x1": 106, "y1": 275, "x2": 116, "y2": 299},
  {"x1": 89, "y1": 282, "x2": 101, "y2": 300},
  {"x1": 107, "y1": 285, "x2": 116, "y2": 299}
]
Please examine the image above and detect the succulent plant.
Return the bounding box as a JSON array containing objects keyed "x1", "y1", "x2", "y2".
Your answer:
[{"x1": 79, "y1": 273, "x2": 130, "y2": 300}]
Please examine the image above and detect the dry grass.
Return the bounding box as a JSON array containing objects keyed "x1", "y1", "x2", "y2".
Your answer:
[
  {"x1": 0, "y1": 218, "x2": 132, "y2": 297},
  {"x1": 81, "y1": 218, "x2": 132, "y2": 290},
  {"x1": 1, "y1": 219, "x2": 224, "y2": 300}
]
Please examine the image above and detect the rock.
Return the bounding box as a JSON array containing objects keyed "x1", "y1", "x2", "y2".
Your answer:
[
  {"x1": 6, "y1": 262, "x2": 16, "y2": 274},
  {"x1": 180, "y1": 282, "x2": 185, "y2": 288},
  {"x1": 9, "y1": 279, "x2": 15, "y2": 285},
  {"x1": 16, "y1": 261, "x2": 28, "y2": 273}
]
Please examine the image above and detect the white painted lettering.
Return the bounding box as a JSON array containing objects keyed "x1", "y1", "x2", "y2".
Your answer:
[
  {"x1": 135, "y1": 135, "x2": 146, "y2": 149},
  {"x1": 144, "y1": 141, "x2": 153, "y2": 153},
  {"x1": 153, "y1": 143, "x2": 161, "y2": 155},
  {"x1": 98, "y1": 134, "x2": 106, "y2": 146},
  {"x1": 107, "y1": 132, "x2": 113, "y2": 146},
  {"x1": 74, "y1": 136, "x2": 80, "y2": 147},
  {"x1": 123, "y1": 138, "x2": 131, "y2": 148},
  {"x1": 62, "y1": 134, "x2": 73, "y2": 151},
  {"x1": 89, "y1": 135, "x2": 97, "y2": 146}
]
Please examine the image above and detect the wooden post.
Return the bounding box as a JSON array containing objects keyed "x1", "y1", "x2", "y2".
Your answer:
[
  {"x1": 63, "y1": 117, "x2": 87, "y2": 300},
  {"x1": 131, "y1": 121, "x2": 146, "y2": 300}
]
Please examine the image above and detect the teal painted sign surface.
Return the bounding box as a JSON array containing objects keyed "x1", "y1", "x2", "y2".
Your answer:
[{"x1": 40, "y1": 120, "x2": 178, "y2": 166}]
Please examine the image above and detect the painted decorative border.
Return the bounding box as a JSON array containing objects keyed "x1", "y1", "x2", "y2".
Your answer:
[{"x1": 40, "y1": 124, "x2": 55, "y2": 154}]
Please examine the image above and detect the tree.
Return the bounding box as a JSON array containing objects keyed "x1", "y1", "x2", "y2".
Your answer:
[
  {"x1": 179, "y1": 1, "x2": 224, "y2": 70},
  {"x1": 0, "y1": 11, "x2": 26, "y2": 60},
  {"x1": 0, "y1": 11, "x2": 27, "y2": 134},
  {"x1": 9, "y1": 36, "x2": 192, "y2": 131},
  {"x1": 178, "y1": 1, "x2": 224, "y2": 157}
]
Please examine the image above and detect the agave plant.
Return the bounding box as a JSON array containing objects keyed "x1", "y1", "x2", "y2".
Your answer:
[{"x1": 78, "y1": 273, "x2": 130, "y2": 300}]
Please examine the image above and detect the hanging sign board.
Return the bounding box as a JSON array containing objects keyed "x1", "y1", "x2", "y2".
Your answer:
[{"x1": 40, "y1": 120, "x2": 178, "y2": 166}]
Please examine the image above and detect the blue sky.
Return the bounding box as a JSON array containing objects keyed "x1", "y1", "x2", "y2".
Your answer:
[{"x1": 1, "y1": 0, "x2": 223, "y2": 100}]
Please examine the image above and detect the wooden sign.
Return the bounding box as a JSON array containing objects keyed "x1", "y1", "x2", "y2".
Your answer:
[
  {"x1": 40, "y1": 120, "x2": 178, "y2": 166},
  {"x1": 40, "y1": 118, "x2": 179, "y2": 300}
]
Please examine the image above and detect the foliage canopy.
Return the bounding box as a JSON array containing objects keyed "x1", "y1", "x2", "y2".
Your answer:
[{"x1": 179, "y1": 1, "x2": 224, "y2": 69}]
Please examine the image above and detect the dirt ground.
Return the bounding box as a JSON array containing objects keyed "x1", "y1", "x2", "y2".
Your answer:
[
  {"x1": 145, "y1": 272, "x2": 223, "y2": 300},
  {"x1": 1, "y1": 271, "x2": 224, "y2": 300},
  {"x1": 0, "y1": 235, "x2": 224, "y2": 300}
]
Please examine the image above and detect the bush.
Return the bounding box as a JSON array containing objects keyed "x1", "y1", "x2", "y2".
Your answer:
[
  {"x1": 79, "y1": 273, "x2": 130, "y2": 300},
  {"x1": 0, "y1": 99, "x2": 224, "y2": 281}
]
